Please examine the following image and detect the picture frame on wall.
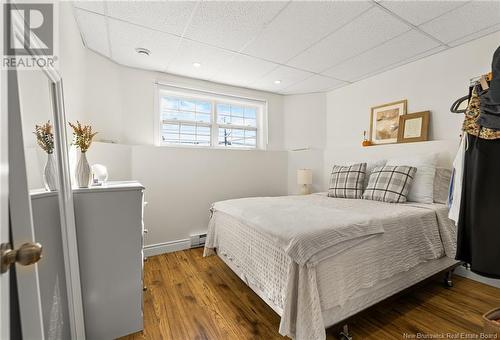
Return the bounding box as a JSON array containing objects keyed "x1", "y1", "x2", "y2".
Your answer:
[
  {"x1": 397, "y1": 111, "x2": 430, "y2": 143},
  {"x1": 369, "y1": 99, "x2": 407, "y2": 145}
]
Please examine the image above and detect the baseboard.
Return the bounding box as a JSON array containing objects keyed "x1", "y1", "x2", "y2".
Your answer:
[
  {"x1": 143, "y1": 239, "x2": 191, "y2": 257},
  {"x1": 455, "y1": 266, "x2": 500, "y2": 288}
]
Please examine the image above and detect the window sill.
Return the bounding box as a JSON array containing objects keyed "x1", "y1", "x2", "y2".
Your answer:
[{"x1": 157, "y1": 143, "x2": 265, "y2": 151}]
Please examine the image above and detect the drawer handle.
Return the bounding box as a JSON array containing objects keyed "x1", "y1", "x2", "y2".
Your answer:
[
  {"x1": 143, "y1": 229, "x2": 149, "y2": 234},
  {"x1": 143, "y1": 286, "x2": 147, "y2": 291}
]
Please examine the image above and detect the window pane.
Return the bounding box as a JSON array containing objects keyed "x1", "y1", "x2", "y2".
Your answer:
[
  {"x1": 161, "y1": 122, "x2": 211, "y2": 146},
  {"x1": 179, "y1": 99, "x2": 196, "y2": 111},
  {"x1": 244, "y1": 118, "x2": 256, "y2": 127},
  {"x1": 245, "y1": 130, "x2": 256, "y2": 139},
  {"x1": 231, "y1": 105, "x2": 244, "y2": 116},
  {"x1": 217, "y1": 103, "x2": 230, "y2": 114},
  {"x1": 218, "y1": 128, "x2": 256, "y2": 148},
  {"x1": 245, "y1": 107, "x2": 256, "y2": 119},
  {"x1": 217, "y1": 114, "x2": 231, "y2": 124},
  {"x1": 197, "y1": 101, "x2": 211, "y2": 113},
  {"x1": 179, "y1": 111, "x2": 196, "y2": 121},
  {"x1": 180, "y1": 125, "x2": 196, "y2": 134},
  {"x1": 245, "y1": 138, "x2": 256, "y2": 147},
  {"x1": 196, "y1": 113, "x2": 211, "y2": 123},
  {"x1": 162, "y1": 97, "x2": 179, "y2": 110}
]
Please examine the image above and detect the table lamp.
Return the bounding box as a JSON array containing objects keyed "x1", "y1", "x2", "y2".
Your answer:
[{"x1": 297, "y1": 169, "x2": 312, "y2": 195}]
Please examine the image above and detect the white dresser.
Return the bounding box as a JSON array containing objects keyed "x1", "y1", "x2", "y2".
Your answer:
[
  {"x1": 73, "y1": 182, "x2": 145, "y2": 340},
  {"x1": 31, "y1": 181, "x2": 145, "y2": 340}
]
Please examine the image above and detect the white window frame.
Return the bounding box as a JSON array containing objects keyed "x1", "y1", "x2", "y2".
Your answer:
[{"x1": 154, "y1": 83, "x2": 268, "y2": 150}]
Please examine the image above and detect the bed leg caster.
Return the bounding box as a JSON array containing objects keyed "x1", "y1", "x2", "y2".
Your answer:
[
  {"x1": 444, "y1": 270, "x2": 453, "y2": 288},
  {"x1": 339, "y1": 324, "x2": 353, "y2": 340}
]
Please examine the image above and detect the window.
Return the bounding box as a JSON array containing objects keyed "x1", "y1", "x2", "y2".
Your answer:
[{"x1": 156, "y1": 85, "x2": 266, "y2": 149}]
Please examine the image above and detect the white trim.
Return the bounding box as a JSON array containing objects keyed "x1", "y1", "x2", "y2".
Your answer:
[
  {"x1": 143, "y1": 239, "x2": 191, "y2": 257},
  {"x1": 153, "y1": 83, "x2": 160, "y2": 146},
  {"x1": 455, "y1": 266, "x2": 500, "y2": 288},
  {"x1": 155, "y1": 81, "x2": 266, "y2": 105}
]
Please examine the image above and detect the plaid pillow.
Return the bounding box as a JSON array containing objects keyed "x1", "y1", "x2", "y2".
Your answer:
[
  {"x1": 328, "y1": 163, "x2": 367, "y2": 199},
  {"x1": 363, "y1": 165, "x2": 417, "y2": 203}
]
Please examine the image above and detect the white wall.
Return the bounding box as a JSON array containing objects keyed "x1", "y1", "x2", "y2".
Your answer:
[
  {"x1": 322, "y1": 32, "x2": 500, "y2": 188},
  {"x1": 132, "y1": 147, "x2": 287, "y2": 251},
  {"x1": 283, "y1": 93, "x2": 326, "y2": 194},
  {"x1": 82, "y1": 52, "x2": 285, "y2": 150},
  {"x1": 77, "y1": 37, "x2": 290, "y2": 251}
]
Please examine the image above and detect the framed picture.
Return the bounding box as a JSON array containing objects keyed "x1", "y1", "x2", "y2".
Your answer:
[
  {"x1": 397, "y1": 111, "x2": 430, "y2": 143},
  {"x1": 369, "y1": 99, "x2": 407, "y2": 145}
]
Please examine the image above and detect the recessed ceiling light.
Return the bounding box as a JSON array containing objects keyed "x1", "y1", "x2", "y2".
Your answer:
[
  {"x1": 135, "y1": 48, "x2": 151, "y2": 56},
  {"x1": 274, "y1": 80, "x2": 281, "y2": 84},
  {"x1": 193, "y1": 62, "x2": 201, "y2": 68}
]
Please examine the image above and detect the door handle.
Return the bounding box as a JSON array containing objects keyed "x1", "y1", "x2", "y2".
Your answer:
[{"x1": 0, "y1": 242, "x2": 43, "y2": 273}]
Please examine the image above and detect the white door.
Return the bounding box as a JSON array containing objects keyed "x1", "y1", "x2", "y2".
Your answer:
[
  {"x1": 0, "y1": 54, "x2": 11, "y2": 340},
  {"x1": 3, "y1": 3, "x2": 86, "y2": 339}
]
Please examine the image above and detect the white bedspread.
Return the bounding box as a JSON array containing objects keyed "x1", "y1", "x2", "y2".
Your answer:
[
  {"x1": 211, "y1": 195, "x2": 384, "y2": 265},
  {"x1": 204, "y1": 194, "x2": 456, "y2": 340}
]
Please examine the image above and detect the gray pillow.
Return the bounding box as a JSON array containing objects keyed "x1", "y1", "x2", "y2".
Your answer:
[
  {"x1": 328, "y1": 163, "x2": 367, "y2": 199},
  {"x1": 363, "y1": 165, "x2": 417, "y2": 203},
  {"x1": 434, "y1": 167, "x2": 452, "y2": 204},
  {"x1": 364, "y1": 160, "x2": 387, "y2": 189}
]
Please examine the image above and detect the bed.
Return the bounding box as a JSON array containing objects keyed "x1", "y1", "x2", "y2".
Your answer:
[{"x1": 203, "y1": 193, "x2": 458, "y2": 340}]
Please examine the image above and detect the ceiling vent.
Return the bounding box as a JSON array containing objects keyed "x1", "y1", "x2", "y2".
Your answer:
[{"x1": 135, "y1": 48, "x2": 151, "y2": 57}]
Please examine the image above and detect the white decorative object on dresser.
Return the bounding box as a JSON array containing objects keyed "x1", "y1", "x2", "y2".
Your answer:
[{"x1": 30, "y1": 181, "x2": 145, "y2": 340}]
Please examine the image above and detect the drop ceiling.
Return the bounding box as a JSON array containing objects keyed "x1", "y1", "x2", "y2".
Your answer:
[{"x1": 73, "y1": 1, "x2": 500, "y2": 95}]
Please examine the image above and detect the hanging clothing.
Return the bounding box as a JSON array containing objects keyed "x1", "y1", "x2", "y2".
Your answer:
[
  {"x1": 489, "y1": 46, "x2": 500, "y2": 103},
  {"x1": 463, "y1": 86, "x2": 500, "y2": 139},
  {"x1": 455, "y1": 134, "x2": 500, "y2": 279},
  {"x1": 448, "y1": 133, "x2": 467, "y2": 224}
]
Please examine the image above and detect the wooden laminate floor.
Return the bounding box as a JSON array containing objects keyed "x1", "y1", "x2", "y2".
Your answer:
[{"x1": 119, "y1": 248, "x2": 500, "y2": 340}]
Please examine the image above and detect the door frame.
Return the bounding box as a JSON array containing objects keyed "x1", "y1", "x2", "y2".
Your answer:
[
  {"x1": 8, "y1": 4, "x2": 86, "y2": 339},
  {"x1": 1, "y1": 36, "x2": 10, "y2": 340}
]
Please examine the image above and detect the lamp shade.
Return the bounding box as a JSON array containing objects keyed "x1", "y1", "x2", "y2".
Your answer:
[{"x1": 297, "y1": 169, "x2": 312, "y2": 185}]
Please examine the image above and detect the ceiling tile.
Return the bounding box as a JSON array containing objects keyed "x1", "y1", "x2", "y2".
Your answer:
[
  {"x1": 250, "y1": 66, "x2": 313, "y2": 92},
  {"x1": 75, "y1": 9, "x2": 110, "y2": 56},
  {"x1": 243, "y1": 1, "x2": 372, "y2": 64},
  {"x1": 167, "y1": 39, "x2": 237, "y2": 81},
  {"x1": 287, "y1": 6, "x2": 410, "y2": 73},
  {"x1": 358, "y1": 45, "x2": 447, "y2": 82},
  {"x1": 420, "y1": 1, "x2": 500, "y2": 44},
  {"x1": 108, "y1": 18, "x2": 180, "y2": 71},
  {"x1": 282, "y1": 75, "x2": 347, "y2": 94},
  {"x1": 323, "y1": 30, "x2": 441, "y2": 81},
  {"x1": 209, "y1": 54, "x2": 278, "y2": 87},
  {"x1": 448, "y1": 24, "x2": 500, "y2": 47},
  {"x1": 183, "y1": 1, "x2": 287, "y2": 52},
  {"x1": 73, "y1": 1, "x2": 106, "y2": 14},
  {"x1": 106, "y1": 1, "x2": 197, "y2": 36},
  {"x1": 378, "y1": 1, "x2": 468, "y2": 26}
]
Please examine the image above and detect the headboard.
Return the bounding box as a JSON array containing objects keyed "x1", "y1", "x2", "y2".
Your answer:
[{"x1": 324, "y1": 140, "x2": 459, "y2": 181}]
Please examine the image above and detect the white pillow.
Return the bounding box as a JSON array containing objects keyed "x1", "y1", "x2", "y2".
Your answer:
[{"x1": 386, "y1": 154, "x2": 437, "y2": 203}]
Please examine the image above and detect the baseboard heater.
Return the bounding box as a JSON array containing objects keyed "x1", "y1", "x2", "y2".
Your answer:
[{"x1": 190, "y1": 233, "x2": 207, "y2": 248}]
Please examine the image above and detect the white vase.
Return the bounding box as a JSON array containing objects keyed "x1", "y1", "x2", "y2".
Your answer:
[
  {"x1": 76, "y1": 152, "x2": 91, "y2": 188},
  {"x1": 44, "y1": 153, "x2": 58, "y2": 191}
]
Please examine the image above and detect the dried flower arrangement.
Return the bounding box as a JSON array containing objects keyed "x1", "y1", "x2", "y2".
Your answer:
[
  {"x1": 34, "y1": 121, "x2": 54, "y2": 154},
  {"x1": 69, "y1": 121, "x2": 98, "y2": 153}
]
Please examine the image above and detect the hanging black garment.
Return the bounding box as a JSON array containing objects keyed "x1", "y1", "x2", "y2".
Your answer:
[
  {"x1": 477, "y1": 85, "x2": 500, "y2": 130},
  {"x1": 456, "y1": 134, "x2": 500, "y2": 279},
  {"x1": 489, "y1": 46, "x2": 500, "y2": 103}
]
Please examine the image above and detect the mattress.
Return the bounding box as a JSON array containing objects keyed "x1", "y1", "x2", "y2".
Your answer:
[{"x1": 204, "y1": 194, "x2": 457, "y2": 340}]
